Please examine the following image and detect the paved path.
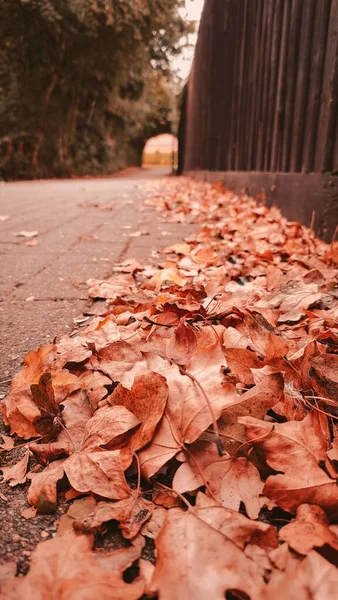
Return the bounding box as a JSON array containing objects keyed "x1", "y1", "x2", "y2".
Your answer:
[{"x1": 0, "y1": 168, "x2": 195, "y2": 394}]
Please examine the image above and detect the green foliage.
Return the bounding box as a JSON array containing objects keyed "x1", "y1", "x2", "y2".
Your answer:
[{"x1": 0, "y1": 0, "x2": 191, "y2": 179}]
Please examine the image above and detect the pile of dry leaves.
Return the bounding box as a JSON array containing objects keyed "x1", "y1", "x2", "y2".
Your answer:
[{"x1": 1, "y1": 179, "x2": 338, "y2": 599}]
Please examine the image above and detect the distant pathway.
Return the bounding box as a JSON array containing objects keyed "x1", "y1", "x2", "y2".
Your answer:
[{"x1": 0, "y1": 168, "x2": 195, "y2": 395}]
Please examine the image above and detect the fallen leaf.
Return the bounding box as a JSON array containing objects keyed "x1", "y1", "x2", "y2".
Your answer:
[
  {"x1": 28, "y1": 459, "x2": 65, "y2": 513},
  {"x1": 0, "y1": 434, "x2": 15, "y2": 451},
  {"x1": 109, "y1": 372, "x2": 168, "y2": 464},
  {"x1": 14, "y1": 230, "x2": 38, "y2": 238},
  {"x1": 80, "y1": 404, "x2": 140, "y2": 451},
  {"x1": 74, "y1": 493, "x2": 153, "y2": 538},
  {"x1": 150, "y1": 508, "x2": 265, "y2": 599},
  {"x1": 309, "y1": 353, "x2": 338, "y2": 401},
  {"x1": 240, "y1": 412, "x2": 338, "y2": 518},
  {"x1": 63, "y1": 450, "x2": 131, "y2": 500},
  {"x1": 78, "y1": 371, "x2": 111, "y2": 409},
  {"x1": 144, "y1": 268, "x2": 186, "y2": 292},
  {"x1": 203, "y1": 457, "x2": 265, "y2": 519},
  {"x1": 279, "y1": 503, "x2": 338, "y2": 555},
  {"x1": 5, "y1": 532, "x2": 144, "y2": 599},
  {"x1": 1, "y1": 450, "x2": 29, "y2": 486},
  {"x1": 89, "y1": 340, "x2": 142, "y2": 382},
  {"x1": 162, "y1": 242, "x2": 191, "y2": 255},
  {"x1": 266, "y1": 549, "x2": 338, "y2": 599},
  {"x1": 223, "y1": 348, "x2": 263, "y2": 384},
  {"x1": 1, "y1": 345, "x2": 58, "y2": 438},
  {"x1": 218, "y1": 370, "x2": 284, "y2": 452},
  {"x1": 20, "y1": 506, "x2": 37, "y2": 520}
]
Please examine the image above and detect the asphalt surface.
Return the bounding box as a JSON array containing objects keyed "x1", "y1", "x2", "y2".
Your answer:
[{"x1": 0, "y1": 168, "x2": 195, "y2": 397}]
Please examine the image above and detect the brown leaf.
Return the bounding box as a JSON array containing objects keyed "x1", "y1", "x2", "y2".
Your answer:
[
  {"x1": 138, "y1": 413, "x2": 181, "y2": 478},
  {"x1": 6, "y1": 532, "x2": 144, "y2": 600},
  {"x1": 138, "y1": 354, "x2": 237, "y2": 477},
  {"x1": 0, "y1": 434, "x2": 15, "y2": 451},
  {"x1": 150, "y1": 508, "x2": 265, "y2": 599},
  {"x1": 49, "y1": 370, "x2": 83, "y2": 404},
  {"x1": 28, "y1": 459, "x2": 65, "y2": 513},
  {"x1": 20, "y1": 506, "x2": 37, "y2": 520},
  {"x1": 55, "y1": 336, "x2": 92, "y2": 365},
  {"x1": 78, "y1": 370, "x2": 111, "y2": 409},
  {"x1": 1, "y1": 345, "x2": 57, "y2": 438},
  {"x1": 173, "y1": 440, "x2": 220, "y2": 493},
  {"x1": 195, "y1": 492, "x2": 278, "y2": 550},
  {"x1": 63, "y1": 450, "x2": 130, "y2": 500},
  {"x1": 81, "y1": 405, "x2": 140, "y2": 451},
  {"x1": 75, "y1": 493, "x2": 153, "y2": 538},
  {"x1": 309, "y1": 353, "x2": 338, "y2": 401},
  {"x1": 266, "y1": 550, "x2": 338, "y2": 599},
  {"x1": 87, "y1": 273, "x2": 137, "y2": 300},
  {"x1": 262, "y1": 280, "x2": 322, "y2": 323},
  {"x1": 279, "y1": 503, "x2": 338, "y2": 555},
  {"x1": 240, "y1": 413, "x2": 338, "y2": 518},
  {"x1": 223, "y1": 348, "x2": 263, "y2": 384},
  {"x1": 218, "y1": 370, "x2": 284, "y2": 452},
  {"x1": 29, "y1": 440, "x2": 72, "y2": 465},
  {"x1": 141, "y1": 319, "x2": 198, "y2": 365},
  {"x1": 203, "y1": 457, "x2": 265, "y2": 519},
  {"x1": 1, "y1": 450, "x2": 30, "y2": 486},
  {"x1": 89, "y1": 340, "x2": 142, "y2": 382},
  {"x1": 173, "y1": 441, "x2": 265, "y2": 518},
  {"x1": 110, "y1": 372, "x2": 168, "y2": 463},
  {"x1": 56, "y1": 497, "x2": 97, "y2": 536},
  {"x1": 30, "y1": 373, "x2": 63, "y2": 440},
  {"x1": 14, "y1": 230, "x2": 38, "y2": 238},
  {"x1": 162, "y1": 242, "x2": 191, "y2": 255},
  {"x1": 144, "y1": 268, "x2": 186, "y2": 292}
]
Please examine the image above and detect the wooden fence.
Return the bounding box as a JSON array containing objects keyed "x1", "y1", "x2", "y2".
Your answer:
[{"x1": 179, "y1": 0, "x2": 338, "y2": 240}]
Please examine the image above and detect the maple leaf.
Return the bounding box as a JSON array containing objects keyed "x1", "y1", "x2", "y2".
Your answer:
[
  {"x1": 240, "y1": 412, "x2": 338, "y2": 518},
  {"x1": 218, "y1": 370, "x2": 284, "y2": 452},
  {"x1": 80, "y1": 404, "x2": 140, "y2": 451},
  {"x1": 173, "y1": 440, "x2": 265, "y2": 519},
  {"x1": 88, "y1": 340, "x2": 142, "y2": 382},
  {"x1": 223, "y1": 348, "x2": 263, "y2": 385},
  {"x1": 109, "y1": 371, "x2": 168, "y2": 466},
  {"x1": 309, "y1": 353, "x2": 338, "y2": 401},
  {"x1": 138, "y1": 352, "x2": 237, "y2": 477},
  {"x1": 74, "y1": 493, "x2": 153, "y2": 538},
  {"x1": 266, "y1": 549, "x2": 338, "y2": 599},
  {"x1": 63, "y1": 450, "x2": 131, "y2": 500},
  {"x1": 140, "y1": 318, "x2": 198, "y2": 364},
  {"x1": 279, "y1": 503, "x2": 338, "y2": 555},
  {"x1": 150, "y1": 507, "x2": 266, "y2": 599},
  {"x1": 27, "y1": 395, "x2": 134, "y2": 511},
  {"x1": 28, "y1": 459, "x2": 65, "y2": 513},
  {"x1": 144, "y1": 267, "x2": 186, "y2": 292},
  {"x1": 78, "y1": 371, "x2": 111, "y2": 409},
  {"x1": 3, "y1": 532, "x2": 144, "y2": 600},
  {"x1": 1, "y1": 345, "x2": 57, "y2": 438},
  {"x1": 195, "y1": 492, "x2": 278, "y2": 550},
  {"x1": 260, "y1": 280, "x2": 322, "y2": 322},
  {"x1": 1, "y1": 450, "x2": 30, "y2": 486},
  {"x1": 202, "y1": 457, "x2": 265, "y2": 519}
]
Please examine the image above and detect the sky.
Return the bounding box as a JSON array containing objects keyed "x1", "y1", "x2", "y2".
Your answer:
[{"x1": 172, "y1": 0, "x2": 205, "y2": 81}]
